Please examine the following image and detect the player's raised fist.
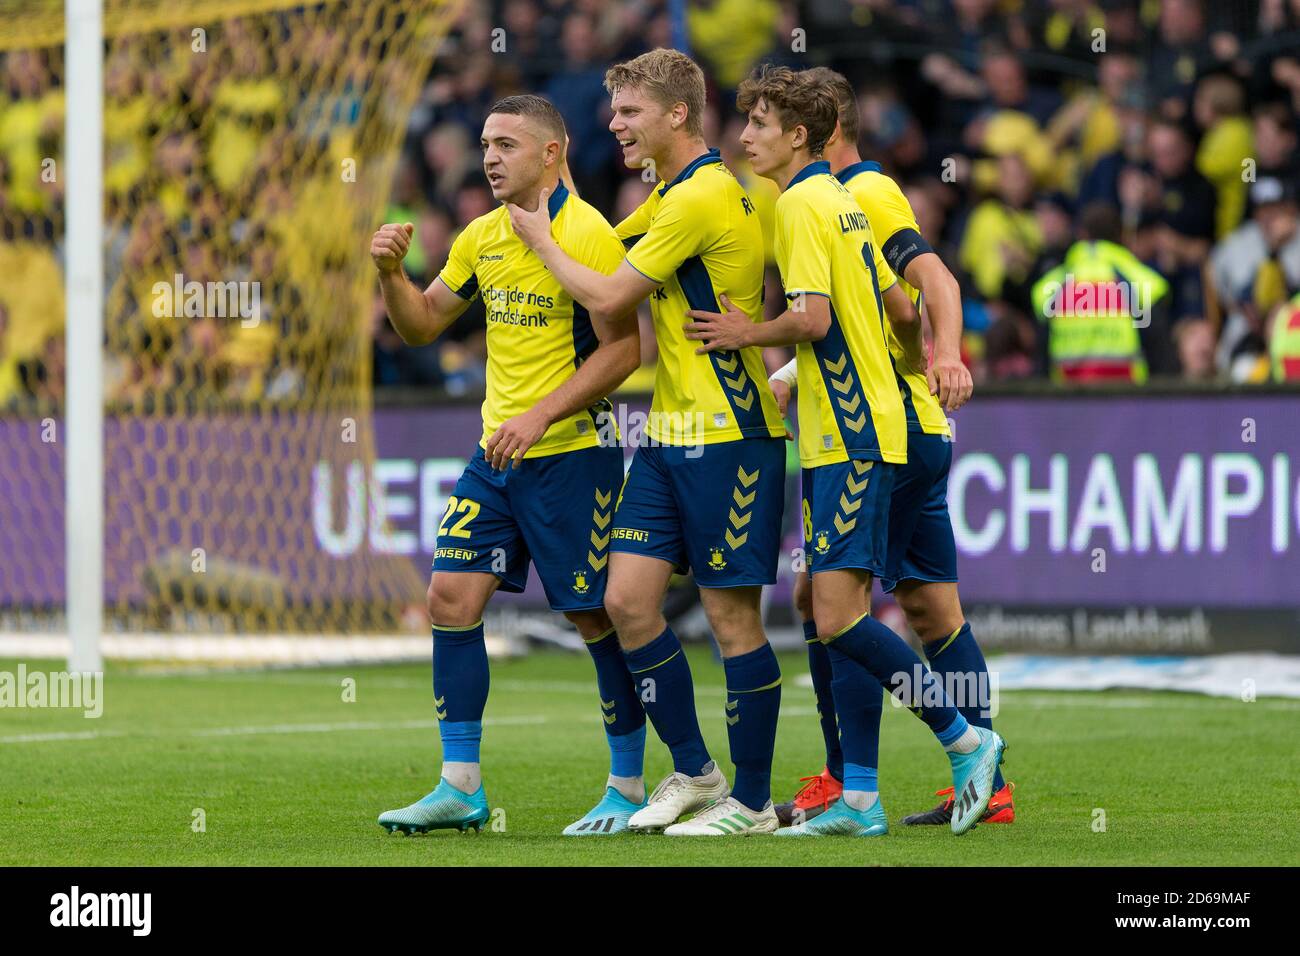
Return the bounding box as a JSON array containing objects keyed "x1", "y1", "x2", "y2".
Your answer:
[{"x1": 371, "y1": 222, "x2": 414, "y2": 273}]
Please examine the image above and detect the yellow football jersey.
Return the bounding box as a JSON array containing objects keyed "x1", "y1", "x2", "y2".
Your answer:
[
  {"x1": 774, "y1": 162, "x2": 907, "y2": 468},
  {"x1": 617, "y1": 149, "x2": 785, "y2": 446},
  {"x1": 837, "y1": 161, "x2": 950, "y2": 437},
  {"x1": 437, "y1": 183, "x2": 624, "y2": 458}
]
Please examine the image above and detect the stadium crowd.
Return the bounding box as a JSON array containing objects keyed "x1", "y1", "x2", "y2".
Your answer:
[
  {"x1": 376, "y1": 0, "x2": 1300, "y2": 391},
  {"x1": 3, "y1": 0, "x2": 1300, "y2": 410}
]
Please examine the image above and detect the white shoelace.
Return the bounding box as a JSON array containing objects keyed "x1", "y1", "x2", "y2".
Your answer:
[
  {"x1": 647, "y1": 772, "x2": 689, "y2": 804},
  {"x1": 688, "y1": 799, "x2": 735, "y2": 824}
]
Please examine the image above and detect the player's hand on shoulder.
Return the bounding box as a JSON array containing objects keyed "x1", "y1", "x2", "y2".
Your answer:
[
  {"x1": 371, "y1": 222, "x2": 414, "y2": 273},
  {"x1": 485, "y1": 408, "x2": 549, "y2": 470}
]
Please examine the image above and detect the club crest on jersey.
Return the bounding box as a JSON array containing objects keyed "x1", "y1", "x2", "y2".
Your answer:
[
  {"x1": 814, "y1": 530, "x2": 831, "y2": 555},
  {"x1": 572, "y1": 570, "x2": 591, "y2": 595},
  {"x1": 707, "y1": 547, "x2": 728, "y2": 571}
]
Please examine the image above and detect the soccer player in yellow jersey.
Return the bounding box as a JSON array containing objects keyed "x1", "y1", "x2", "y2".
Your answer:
[
  {"x1": 507, "y1": 50, "x2": 788, "y2": 836},
  {"x1": 369, "y1": 96, "x2": 651, "y2": 836},
  {"x1": 687, "y1": 66, "x2": 1005, "y2": 836},
  {"x1": 766, "y1": 68, "x2": 1014, "y2": 830}
]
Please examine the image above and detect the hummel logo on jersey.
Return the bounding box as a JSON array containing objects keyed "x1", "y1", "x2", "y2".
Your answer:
[{"x1": 886, "y1": 240, "x2": 919, "y2": 273}]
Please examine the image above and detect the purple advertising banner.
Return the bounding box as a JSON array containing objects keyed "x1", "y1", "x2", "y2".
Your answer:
[
  {"x1": 1, "y1": 395, "x2": 1298, "y2": 612},
  {"x1": 947, "y1": 395, "x2": 1299, "y2": 608}
]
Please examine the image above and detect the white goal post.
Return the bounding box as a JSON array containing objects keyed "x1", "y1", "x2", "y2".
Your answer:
[{"x1": 64, "y1": 0, "x2": 105, "y2": 672}]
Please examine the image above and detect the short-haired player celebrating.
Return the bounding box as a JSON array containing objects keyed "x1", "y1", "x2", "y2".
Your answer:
[
  {"x1": 371, "y1": 95, "x2": 648, "y2": 836},
  {"x1": 508, "y1": 50, "x2": 789, "y2": 836},
  {"x1": 686, "y1": 65, "x2": 1005, "y2": 836}
]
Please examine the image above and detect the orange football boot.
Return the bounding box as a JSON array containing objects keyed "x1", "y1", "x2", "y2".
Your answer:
[
  {"x1": 901, "y1": 781, "x2": 1016, "y2": 825},
  {"x1": 774, "y1": 767, "x2": 843, "y2": 827}
]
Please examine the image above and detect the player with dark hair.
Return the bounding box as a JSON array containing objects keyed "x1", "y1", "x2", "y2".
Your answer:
[
  {"x1": 764, "y1": 67, "x2": 1015, "y2": 830},
  {"x1": 688, "y1": 65, "x2": 1006, "y2": 836},
  {"x1": 370, "y1": 94, "x2": 646, "y2": 835}
]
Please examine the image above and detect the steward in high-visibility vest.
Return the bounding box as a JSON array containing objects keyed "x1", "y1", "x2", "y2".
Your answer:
[
  {"x1": 1032, "y1": 238, "x2": 1170, "y2": 383},
  {"x1": 1272, "y1": 292, "x2": 1300, "y2": 381}
]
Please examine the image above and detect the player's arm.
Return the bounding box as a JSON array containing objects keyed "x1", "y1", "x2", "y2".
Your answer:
[
  {"x1": 881, "y1": 275, "x2": 921, "y2": 337},
  {"x1": 685, "y1": 291, "x2": 830, "y2": 351},
  {"x1": 875, "y1": 278, "x2": 927, "y2": 377},
  {"x1": 371, "y1": 222, "x2": 471, "y2": 345},
  {"x1": 485, "y1": 310, "x2": 639, "y2": 469},
  {"x1": 871, "y1": 177, "x2": 973, "y2": 411},
  {"x1": 686, "y1": 191, "x2": 832, "y2": 350},
  {"x1": 507, "y1": 187, "x2": 658, "y2": 317},
  {"x1": 485, "y1": 223, "x2": 641, "y2": 468},
  {"x1": 902, "y1": 253, "x2": 970, "y2": 411}
]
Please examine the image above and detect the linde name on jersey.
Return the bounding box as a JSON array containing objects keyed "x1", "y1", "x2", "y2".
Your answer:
[{"x1": 837, "y1": 210, "x2": 870, "y2": 235}]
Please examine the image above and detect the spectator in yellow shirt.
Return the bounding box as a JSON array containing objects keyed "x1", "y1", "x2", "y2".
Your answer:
[
  {"x1": 959, "y1": 152, "x2": 1044, "y2": 301},
  {"x1": 687, "y1": 0, "x2": 779, "y2": 88},
  {"x1": 1193, "y1": 73, "x2": 1254, "y2": 239}
]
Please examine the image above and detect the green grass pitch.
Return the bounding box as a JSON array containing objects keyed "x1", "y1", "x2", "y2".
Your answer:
[{"x1": 1, "y1": 649, "x2": 1295, "y2": 866}]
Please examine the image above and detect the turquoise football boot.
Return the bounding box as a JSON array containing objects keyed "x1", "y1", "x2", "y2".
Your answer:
[
  {"x1": 948, "y1": 726, "x2": 1007, "y2": 835},
  {"x1": 378, "y1": 778, "x2": 490, "y2": 834},
  {"x1": 562, "y1": 786, "x2": 647, "y2": 836},
  {"x1": 774, "y1": 795, "x2": 888, "y2": 837}
]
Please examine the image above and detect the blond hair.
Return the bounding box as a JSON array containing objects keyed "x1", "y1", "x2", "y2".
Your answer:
[{"x1": 604, "y1": 48, "x2": 706, "y2": 138}]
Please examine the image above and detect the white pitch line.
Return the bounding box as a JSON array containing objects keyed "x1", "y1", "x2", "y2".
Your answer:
[
  {"x1": 98, "y1": 672, "x2": 735, "y2": 696},
  {"x1": 0, "y1": 706, "x2": 826, "y2": 747},
  {"x1": 134, "y1": 673, "x2": 1300, "y2": 708},
  {"x1": 190, "y1": 714, "x2": 553, "y2": 737},
  {"x1": 996, "y1": 693, "x2": 1300, "y2": 711},
  {"x1": 0, "y1": 729, "x2": 128, "y2": 744},
  {"x1": 16, "y1": 687, "x2": 1276, "y2": 748},
  {"x1": 0, "y1": 714, "x2": 545, "y2": 745}
]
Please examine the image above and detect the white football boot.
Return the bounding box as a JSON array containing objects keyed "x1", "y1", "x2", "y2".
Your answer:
[
  {"x1": 664, "y1": 796, "x2": 779, "y2": 836},
  {"x1": 627, "y1": 763, "x2": 729, "y2": 831}
]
